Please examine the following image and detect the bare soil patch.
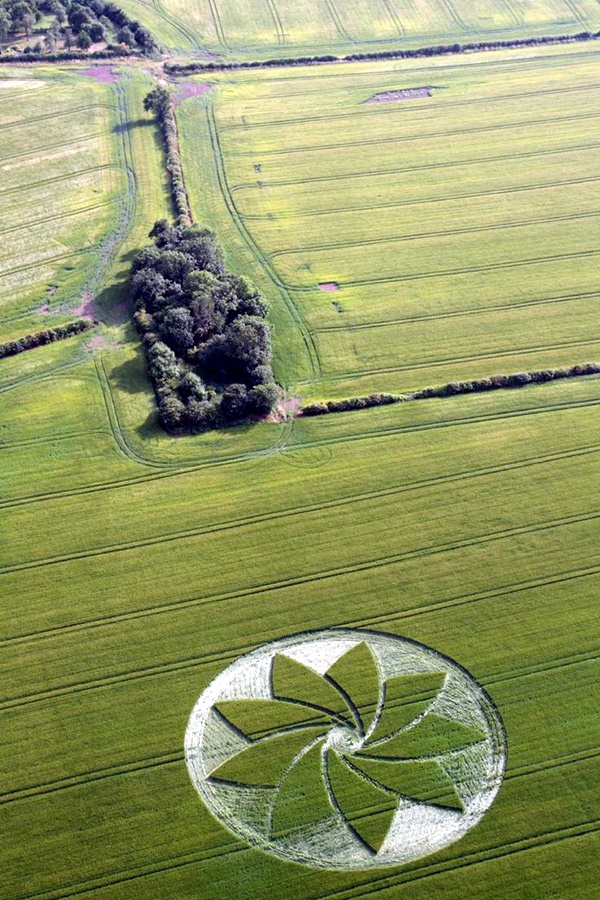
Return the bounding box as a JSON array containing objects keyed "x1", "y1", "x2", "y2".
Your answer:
[
  {"x1": 71, "y1": 290, "x2": 100, "y2": 319},
  {"x1": 174, "y1": 82, "x2": 212, "y2": 107},
  {"x1": 265, "y1": 395, "x2": 302, "y2": 422},
  {"x1": 319, "y1": 282, "x2": 339, "y2": 292},
  {"x1": 80, "y1": 66, "x2": 120, "y2": 84},
  {"x1": 365, "y1": 87, "x2": 434, "y2": 103}
]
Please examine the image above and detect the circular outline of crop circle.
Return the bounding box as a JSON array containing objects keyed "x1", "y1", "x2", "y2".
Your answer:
[{"x1": 185, "y1": 628, "x2": 507, "y2": 869}]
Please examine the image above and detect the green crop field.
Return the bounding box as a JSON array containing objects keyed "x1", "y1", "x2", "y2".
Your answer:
[
  {"x1": 0, "y1": 23, "x2": 599, "y2": 900},
  {"x1": 177, "y1": 43, "x2": 600, "y2": 399},
  {"x1": 116, "y1": 0, "x2": 600, "y2": 57}
]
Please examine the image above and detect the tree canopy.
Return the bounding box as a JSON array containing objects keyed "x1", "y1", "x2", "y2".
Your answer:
[{"x1": 131, "y1": 221, "x2": 280, "y2": 433}]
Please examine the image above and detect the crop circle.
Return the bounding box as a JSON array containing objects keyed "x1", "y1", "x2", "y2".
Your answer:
[{"x1": 185, "y1": 629, "x2": 506, "y2": 869}]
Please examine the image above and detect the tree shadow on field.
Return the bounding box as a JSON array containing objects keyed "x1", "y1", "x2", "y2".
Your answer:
[
  {"x1": 111, "y1": 352, "x2": 147, "y2": 396},
  {"x1": 113, "y1": 118, "x2": 154, "y2": 135}
]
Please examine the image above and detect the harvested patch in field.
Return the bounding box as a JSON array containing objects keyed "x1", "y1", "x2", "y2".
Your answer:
[
  {"x1": 70, "y1": 290, "x2": 100, "y2": 319},
  {"x1": 80, "y1": 66, "x2": 120, "y2": 84},
  {"x1": 319, "y1": 281, "x2": 339, "y2": 292},
  {"x1": 365, "y1": 87, "x2": 434, "y2": 103}
]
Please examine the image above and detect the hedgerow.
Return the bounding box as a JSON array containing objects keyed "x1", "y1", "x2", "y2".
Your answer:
[
  {"x1": 143, "y1": 86, "x2": 191, "y2": 225},
  {"x1": 131, "y1": 220, "x2": 280, "y2": 433},
  {"x1": 165, "y1": 30, "x2": 600, "y2": 75},
  {"x1": 300, "y1": 364, "x2": 600, "y2": 416},
  {"x1": 0, "y1": 318, "x2": 94, "y2": 359}
]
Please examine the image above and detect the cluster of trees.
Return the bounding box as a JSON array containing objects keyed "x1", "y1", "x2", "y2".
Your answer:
[
  {"x1": 0, "y1": 0, "x2": 158, "y2": 55},
  {"x1": 301, "y1": 363, "x2": 600, "y2": 417},
  {"x1": 0, "y1": 318, "x2": 93, "y2": 359},
  {"x1": 143, "y1": 87, "x2": 190, "y2": 224},
  {"x1": 131, "y1": 220, "x2": 280, "y2": 433},
  {"x1": 166, "y1": 30, "x2": 600, "y2": 75}
]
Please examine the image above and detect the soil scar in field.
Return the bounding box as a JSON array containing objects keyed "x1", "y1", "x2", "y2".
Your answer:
[
  {"x1": 319, "y1": 281, "x2": 340, "y2": 292},
  {"x1": 80, "y1": 66, "x2": 120, "y2": 84},
  {"x1": 365, "y1": 87, "x2": 435, "y2": 103}
]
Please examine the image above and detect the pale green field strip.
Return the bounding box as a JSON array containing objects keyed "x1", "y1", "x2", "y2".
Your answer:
[
  {"x1": 0, "y1": 71, "x2": 123, "y2": 339},
  {"x1": 178, "y1": 45, "x2": 600, "y2": 398},
  {"x1": 116, "y1": 0, "x2": 600, "y2": 56}
]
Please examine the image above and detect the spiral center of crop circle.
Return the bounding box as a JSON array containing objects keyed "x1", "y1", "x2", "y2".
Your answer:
[{"x1": 326, "y1": 725, "x2": 362, "y2": 755}]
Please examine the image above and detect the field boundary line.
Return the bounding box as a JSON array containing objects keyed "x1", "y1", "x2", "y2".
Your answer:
[
  {"x1": 2, "y1": 444, "x2": 598, "y2": 576},
  {"x1": 0, "y1": 164, "x2": 122, "y2": 199},
  {"x1": 0, "y1": 131, "x2": 107, "y2": 164}
]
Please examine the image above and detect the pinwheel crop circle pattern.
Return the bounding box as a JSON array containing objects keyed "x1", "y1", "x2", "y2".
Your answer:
[{"x1": 185, "y1": 629, "x2": 506, "y2": 869}]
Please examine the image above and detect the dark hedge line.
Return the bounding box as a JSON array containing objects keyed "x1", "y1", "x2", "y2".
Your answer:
[
  {"x1": 166, "y1": 30, "x2": 600, "y2": 74},
  {"x1": 0, "y1": 46, "x2": 136, "y2": 61},
  {"x1": 131, "y1": 220, "x2": 280, "y2": 433},
  {"x1": 301, "y1": 363, "x2": 600, "y2": 416},
  {"x1": 0, "y1": 318, "x2": 94, "y2": 359},
  {"x1": 144, "y1": 86, "x2": 191, "y2": 226}
]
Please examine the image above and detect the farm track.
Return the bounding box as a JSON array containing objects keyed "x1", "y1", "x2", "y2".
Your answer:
[
  {"x1": 2, "y1": 442, "x2": 598, "y2": 576},
  {"x1": 310, "y1": 337, "x2": 600, "y2": 382},
  {"x1": 206, "y1": 101, "x2": 323, "y2": 378},
  {"x1": 0, "y1": 103, "x2": 114, "y2": 133},
  {"x1": 206, "y1": 0, "x2": 231, "y2": 49},
  {"x1": 2, "y1": 384, "x2": 599, "y2": 510},
  {"x1": 231, "y1": 140, "x2": 600, "y2": 191},
  {"x1": 323, "y1": 0, "x2": 356, "y2": 44},
  {"x1": 242, "y1": 174, "x2": 600, "y2": 222},
  {"x1": 224, "y1": 109, "x2": 600, "y2": 158},
  {"x1": 220, "y1": 80, "x2": 600, "y2": 135},
  {"x1": 12, "y1": 790, "x2": 600, "y2": 899},
  {"x1": 264, "y1": 0, "x2": 286, "y2": 45},
  {"x1": 0, "y1": 200, "x2": 119, "y2": 239},
  {"x1": 0, "y1": 131, "x2": 106, "y2": 165},
  {"x1": 1, "y1": 600, "x2": 597, "y2": 713},
  {"x1": 313, "y1": 290, "x2": 600, "y2": 334},
  {"x1": 0, "y1": 164, "x2": 121, "y2": 199},
  {"x1": 2, "y1": 512, "x2": 598, "y2": 652},
  {"x1": 268, "y1": 208, "x2": 600, "y2": 259}
]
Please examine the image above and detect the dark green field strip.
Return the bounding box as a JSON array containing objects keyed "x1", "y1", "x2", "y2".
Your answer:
[
  {"x1": 0, "y1": 567, "x2": 597, "y2": 715},
  {"x1": 218, "y1": 78, "x2": 600, "y2": 136},
  {"x1": 2, "y1": 748, "x2": 597, "y2": 899},
  {"x1": 3, "y1": 409, "x2": 599, "y2": 571}
]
